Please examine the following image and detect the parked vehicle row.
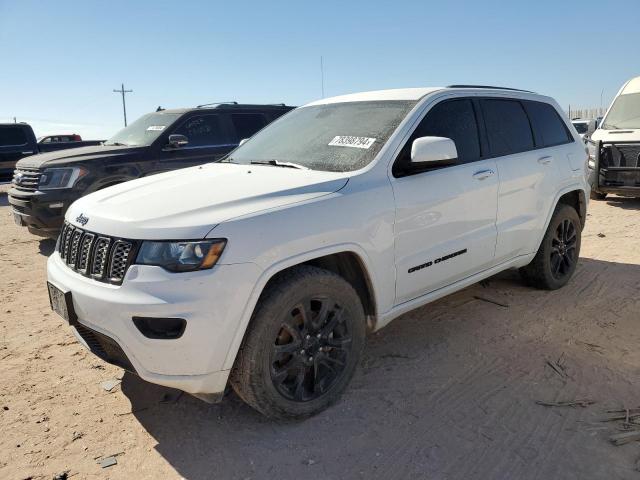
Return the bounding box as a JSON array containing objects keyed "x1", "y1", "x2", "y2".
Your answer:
[
  {"x1": 571, "y1": 118, "x2": 590, "y2": 140},
  {"x1": 8, "y1": 103, "x2": 293, "y2": 237},
  {"x1": 0, "y1": 123, "x2": 103, "y2": 180},
  {"x1": 38, "y1": 134, "x2": 86, "y2": 144},
  {"x1": 587, "y1": 76, "x2": 640, "y2": 200},
  {"x1": 46, "y1": 85, "x2": 589, "y2": 418}
]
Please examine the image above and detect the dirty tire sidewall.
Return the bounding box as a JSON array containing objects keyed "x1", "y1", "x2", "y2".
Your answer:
[
  {"x1": 231, "y1": 266, "x2": 366, "y2": 420},
  {"x1": 520, "y1": 204, "x2": 582, "y2": 290}
]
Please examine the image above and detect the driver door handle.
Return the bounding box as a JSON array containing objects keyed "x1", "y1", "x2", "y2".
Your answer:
[
  {"x1": 538, "y1": 156, "x2": 553, "y2": 165},
  {"x1": 473, "y1": 169, "x2": 495, "y2": 180}
]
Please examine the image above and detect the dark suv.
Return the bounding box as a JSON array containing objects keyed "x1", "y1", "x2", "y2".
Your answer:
[{"x1": 8, "y1": 103, "x2": 294, "y2": 237}]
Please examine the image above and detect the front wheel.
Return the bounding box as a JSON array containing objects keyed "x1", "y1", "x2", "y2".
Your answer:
[
  {"x1": 520, "y1": 204, "x2": 581, "y2": 290},
  {"x1": 231, "y1": 266, "x2": 366, "y2": 419}
]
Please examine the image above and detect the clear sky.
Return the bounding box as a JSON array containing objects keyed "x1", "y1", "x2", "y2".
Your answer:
[{"x1": 1, "y1": 0, "x2": 639, "y2": 139}]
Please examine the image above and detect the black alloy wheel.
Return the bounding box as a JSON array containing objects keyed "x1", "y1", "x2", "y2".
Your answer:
[
  {"x1": 519, "y1": 203, "x2": 582, "y2": 290},
  {"x1": 231, "y1": 265, "x2": 366, "y2": 419},
  {"x1": 550, "y1": 218, "x2": 578, "y2": 280},
  {"x1": 270, "y1": 297, "x2": 351, "y2": 402}
]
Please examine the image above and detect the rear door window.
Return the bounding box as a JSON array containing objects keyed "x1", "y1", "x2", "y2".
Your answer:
[
  {"x1": 173, "y1": 114, "x2": 228, "y2": 147},
  {"x1": 230, "y1": 113, "x2": 267, "y2": 143},
  {"x1": 481, "y1": 99, "x2": 534, "y2": 156},
  {"x1": 524, "y1": 101, "x2": 572, "y2": 147},
  {"x1": 0, "y1": 126, "x2": 28, "y2": 147}
]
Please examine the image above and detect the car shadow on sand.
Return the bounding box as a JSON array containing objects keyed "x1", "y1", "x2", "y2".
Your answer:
[
  {"x1": 39, "y1": 238, "x2": 56, "y2": 256},
  {"x1": 605, "y1": 196, "x2": 640, "y2": 210},
  {"x1": 121, "y1": 258, "x2": 640, "y2": 480}
]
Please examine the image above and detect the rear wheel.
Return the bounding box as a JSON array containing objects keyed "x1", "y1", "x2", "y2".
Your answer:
[
  {"x1": 520, "y1": 204, "x2": 581, "y2": 290},
  {"x1": 231, "y1": 266, "x2": 366, "y2": 419},
  {"x1": 590, "y1": 190, "x2": 607, "y2": 200}
]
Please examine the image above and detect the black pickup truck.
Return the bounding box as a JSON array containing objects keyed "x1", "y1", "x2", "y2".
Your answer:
[
  {"x1": 8, "y1": 103, "x2": 294, "y2": 237},
  {"x1": 0, "y1": 123, "x2": 102, "y2": 180}
]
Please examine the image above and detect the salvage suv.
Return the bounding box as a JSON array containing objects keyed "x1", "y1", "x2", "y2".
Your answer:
[{"x1": 47, "y1": 86, "x2": 589, "y2": 419}]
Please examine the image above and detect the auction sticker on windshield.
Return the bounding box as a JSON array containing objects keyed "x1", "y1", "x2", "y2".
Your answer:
[
  {"x1": 328, "y1": 136, "x2": 376, "y2": 149},
  {"x1": 146, "y1": 125, "x2": 166, "y2": 131}
]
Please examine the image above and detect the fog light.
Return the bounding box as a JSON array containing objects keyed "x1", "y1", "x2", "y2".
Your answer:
[{"x1": 49, "y1": 202, "x2": 64, "y2": 208}]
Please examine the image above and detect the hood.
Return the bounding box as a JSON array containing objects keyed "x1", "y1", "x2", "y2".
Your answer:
[
  {"x1": 66, "y1": 163, "x2": 350, "y2": 239},
  {"x1": 16, "y1": 144, "x2": 140, "y2": 169},
  {"x1": 591, "y1": 128, "x2": 640, "y2": 143}
]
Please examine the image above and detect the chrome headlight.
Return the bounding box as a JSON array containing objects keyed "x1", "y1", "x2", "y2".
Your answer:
[
  {"x1": 39, "y1": 167, "x2": 88, "y2": 190},
  {"x1": 586, "y1": 142, "x2": 597, "y2": 170},
  {"x1": 135, "y1": 239, "x2": 226, "y2": 272}
]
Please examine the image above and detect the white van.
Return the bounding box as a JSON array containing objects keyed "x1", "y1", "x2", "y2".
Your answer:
[{"x1": 588, "y1": 76, "x2": 640, "y2": 199}]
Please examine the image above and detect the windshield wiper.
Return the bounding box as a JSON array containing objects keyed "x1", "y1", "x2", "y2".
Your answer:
[
  {"x1": 105, "y1": 142, "x2": 128, "y2": 146},
  {"x1": 250, "y1": 160, "x2": 308, "y2": 170}
]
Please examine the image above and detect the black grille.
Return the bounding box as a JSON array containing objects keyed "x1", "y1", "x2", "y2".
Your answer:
[
  {"x1": 57, "y1": 221, "x2": 138, "y2": 284},
  {"x1": 12, "y1": 168, "x2": 43, "y2": 192},
  {"x1": 601, "y1": 144, "x2": 640, "y2": 168},
  {"x1": 74, "y1": 323, "x2": 137, "y2": 373}
]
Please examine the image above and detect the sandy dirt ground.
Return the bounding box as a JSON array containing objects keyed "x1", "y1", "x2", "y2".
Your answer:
[{"x1": 1, "y1": 185, "x2": 640, "y2": 480}]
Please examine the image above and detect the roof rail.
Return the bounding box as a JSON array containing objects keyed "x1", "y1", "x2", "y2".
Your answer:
[
  {"x1": 196, "y1": 101, "x2": 238, "y2": 108},
  {"x1": 447, "y1": 85, "x2": 535, "y2": 93}
]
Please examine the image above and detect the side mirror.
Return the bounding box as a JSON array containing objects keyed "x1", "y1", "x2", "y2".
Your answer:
[
  {"x1": 411, "y1": 136, "x2": 458, "y2": 167},
  {"x1": 239, "y1": 138, "x2": 249, "y2": 146},
  {"x1": 167, "y1": 134, "x2": 189, "y2": 148},
  {"x1": 586, "y1": 119, "x2": 597, "y2": 137}
]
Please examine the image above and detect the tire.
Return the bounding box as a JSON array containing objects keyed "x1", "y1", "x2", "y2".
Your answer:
[
  {"x1": 590, "y1": 190, "x2": 607, "y2": 200},
  {"x1": 230, "y1": 265, "x2": 366, "y2": 420},
  {"x1": 519, "y1": 204, "x2": 581, "y2": 290}
]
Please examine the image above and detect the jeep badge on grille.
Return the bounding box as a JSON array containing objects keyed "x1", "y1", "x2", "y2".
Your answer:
[{"x1": 76, "y1": 213, "x2": 89, "y2": 226}]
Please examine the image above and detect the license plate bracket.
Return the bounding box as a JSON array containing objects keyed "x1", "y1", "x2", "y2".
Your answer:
[{"x1": 47, "y1": 282, "x2": 78, "y2": 325}]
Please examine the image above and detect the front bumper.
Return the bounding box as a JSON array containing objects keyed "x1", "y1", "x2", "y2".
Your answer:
[
  {"x1": 47, "y1": 252, "x2": 262, "y2": 397},
  {"x1": 8, "y1": 187, "x2": 78, "y2": 236}
]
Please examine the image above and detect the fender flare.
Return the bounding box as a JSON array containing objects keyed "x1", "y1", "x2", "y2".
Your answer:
[
  {"x1": 87, "y1": 176, "x2": 137, "y2": 194},
  {"x1": 221, "y1": 243, "x2": 379, "y2": 370},
  {"x1": 533, "y1": 184, "x2": 588, "y2": 252}
]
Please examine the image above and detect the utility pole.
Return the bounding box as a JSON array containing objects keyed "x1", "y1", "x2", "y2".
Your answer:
[
  {"x1": 600, "y1": 88, "x2": 604, "y2": 113},
  {"x1": 320, "y1": 56, "x2": 325, "y2": 98},
  {"x1": 113, "y1": 83, "x2": 133, "y2": 126}
]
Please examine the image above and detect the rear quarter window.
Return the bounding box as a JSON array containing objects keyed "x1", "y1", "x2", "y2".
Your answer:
[
  {"x1": 524, "y1": 101, "x2": 572, "y2": 147},
  {"x1": 230, "y1": 113, "x2": 267, "y2": 142},
  {"x1": 481, "y1": 99, "x2": 534, "y2": 156}
]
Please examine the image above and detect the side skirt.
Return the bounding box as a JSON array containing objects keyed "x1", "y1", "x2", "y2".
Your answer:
[{"x1": 376, "y1": 253, "x2": 535, "y2": 331}]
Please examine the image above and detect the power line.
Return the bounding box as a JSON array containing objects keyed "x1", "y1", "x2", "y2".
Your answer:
[{"x1": 113, "y1": 83, "x2": 133, "y2": 127}]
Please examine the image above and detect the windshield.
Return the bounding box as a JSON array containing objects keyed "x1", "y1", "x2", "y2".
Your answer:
[
  {"x1": 227, "y1": 101, "x2": 416, "y2": 172},
  {"x1": 105, "y1": 112, "x2": 181, "y2": 146},
  {"x1": 602, "y1": 92, "x2": 640, "y2": 130},
  {"x1": 572, "y1": 122, "x2": 588, "y2": 134}
]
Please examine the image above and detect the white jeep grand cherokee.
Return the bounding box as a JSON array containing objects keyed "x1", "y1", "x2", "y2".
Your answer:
[{"x1": 47, "y1": 86, "x2": 589, "y2": 419}]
